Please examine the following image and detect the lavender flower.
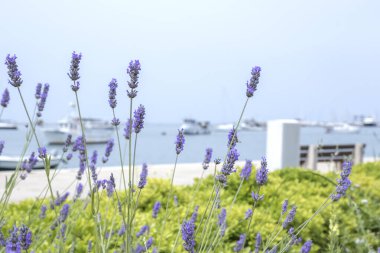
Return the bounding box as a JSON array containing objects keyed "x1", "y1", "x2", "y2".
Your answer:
[
  {"x1": 90, "y1": 150, "x2": 98, "y2": 182},
  {"x1": 282, "y1": 199, "x2": 289, "y2": 215},
  {"x1": 111, "y1": 117, "x2": 120, "y2": 126},
  {"x1": 123, "y1": 119, "x2": 132, "y2": 139},
  {"x1": 75, "y1": 183, "x2": 83, "y2": 200},
  {"x1": 55, "y1": 192, "x2": 70, "y2": 206},
  {"x1": 62, "y1": 134, "x2": 72, "y2": 152},
  {"x1": 233, "y1": 234, "x2": 246, "y2": 252},
  {"x1": 118, "y1": 224, "x2": 126, "y2": 236},
  {"x1": 133, "y1": 105, "x2": 145, "y2": 133},
  {"x1": 283, "y1": 206, "x2": 297, "y2": 229},
  {"x1": 40, "y1": 204, "x2": 47, "y2": 219},
  {"x1": 6, "y1": 226, "x2": 20, "y2": 253},
  {"x1": 190, "y1": 206, "x2": 199, "y2": 223},
  {"x1": 127, "y1": 60, "x2": 141, "y2": 88},
  {"x1": 181, "y1": 220, "x2": 195, "y2": 253},
  {"x1": 68, "y1": 51, "x2": 82, "y2": 82},
  {"x1": 300, "y1": 240, "x2": 312, "y2": 253},
  {"x1": 246, "y1": 66, "x2": 261, "y2": 97},
  {"x1": 77, "y1": 159, "x2": 86, "y2": 180},
  {"x1": 38, "y1": 147, "x2": 47, "y2": 158},
  {"x1": 108, "y1": 78, "x2": 118, "y2": 109},
  {"x1": 218, "y1": 208, "x2": 227, "y2": 237},
  {"x1": 152, "y1": 201, "x2": 161, "y2": 218},
  {"x1": 146, "y1": 237, "x2": 153, "y2": 249},
  {"x1": 37, "y1": 83, "x2": 49, "y2": 117},
  {"x1": 5, "y1": 54, "x2": 23, "y2": 87},
  {"x1": 71, "y1": 81, "x2": 80, "y2": 91},
  {"x1": 102, "y1": 139, "x2": 114, "y2": 163},
  {"x1": 251, "y1": 191, "x2": 264, "y2": 202},
  {"x1": 35, "y1": 83, "x2": 42, "y2": 99},
  {"x1": 256, "y1": 156, "x2": 268, "y2": 186},
  {"x1": 136, "y1": 225, "x2": 149, "y2": 238},
  {"x1": 66, "y1": 153, "x2": 73, "y2": 161},
  {"x1": 228, "y1": 128, "x2": 238, "y2": 148},
  {"x1": 269, "y1": 246, "x2": 278, "y2": 253},
  {"x1": 18, "y1": 225, "x2": 32, "y2": 250},
  {"x1": 202, "y1": 148, "x2": 213, "y2": 170},
  {"x1": 25, "y1": 152, "x2": 38, "y2": 173},
  {"x1": 221, "y1": 148, "x2": 239, "y2": 176},
  {"x1": 59, "y1": 204, "x2": 70, "y2": 223},
  {"x1": 214, "y1": 158, "x2": 221, "y2": 165},
  {"x1": 106, "y1": 174, "x2": 115, "y2": 197},
  {"x1": 331, "y1": 161, "x2": 352, "y2": 201},
  {"x1": 72, "y1": 136, "x2": 85, "y2": 153},
  {"x1": 138, "y1": 163, "x2": 148, "y2": 189},
  {"x1": 0, "y1": 141, "x2": 3, "y2": 156},
  {"x1": 255, "y1": 232, "x2": 261, "y2": 253},
  {"x1": 240, "y1": 160, "x2": 252, "y2": 180},
  {"x1": 244, "y1": 208, "x2": 253, "y2": 220},
  {"x1": 1, "y1": 88, "x2": 10, "y2": 108},
  {"x1": 175, "y1": 129, "x2": 185, "y2": 155}
]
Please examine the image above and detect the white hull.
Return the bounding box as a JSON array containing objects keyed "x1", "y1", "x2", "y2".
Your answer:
[
  {"x1": 0, "y1": 155, "x2": 60, "y2": 170},
  {"x1": 44, "y1": 128, "x2": 114, "y2": 144},
  {"x1": 0, "y1": 122, "x2": 17, "y2": 130},
  {"x1": 326, "y1": 124, "x2": 360, "y2": 134}
]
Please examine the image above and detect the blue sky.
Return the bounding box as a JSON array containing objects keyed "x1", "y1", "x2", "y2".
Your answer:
[{"x1": 0, "y1": 0, "x2": 379, "y2": 124}]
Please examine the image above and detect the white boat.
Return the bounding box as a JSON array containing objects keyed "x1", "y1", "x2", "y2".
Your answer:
[
  {"x1": 215, "y1": 123, "x2": 234, "y2": 131},
  {"x1": 352, "y1": 115, "x2": 377, "y2": 127},
  {"x1": 326, "y1": 123, "x2": 360, "y2": 134},
  {"x1": 240, "y1": 118, "x2": 266, "y2": 131},
  {"x1": 43, "y1": 117, "x2": 114, "y2": 144},
  {"x1": 0, "y1": 120, "x2": 17, "y2": 130},
  {"x1": 180, "y1": 119, "x2": 211, "y2": 135},
  {"x1": 0, "y1": 155, "x2": 60, "y2": 170}
]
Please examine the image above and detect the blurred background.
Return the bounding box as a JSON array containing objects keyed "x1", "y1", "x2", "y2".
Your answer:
[{"x1": 1, "y1": 0, "x2": 380, "y2": 166}]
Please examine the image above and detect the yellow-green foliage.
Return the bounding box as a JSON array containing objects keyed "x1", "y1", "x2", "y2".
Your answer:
[{"x1": 2, "y1": 162, "x2": 380, "y2": 252}]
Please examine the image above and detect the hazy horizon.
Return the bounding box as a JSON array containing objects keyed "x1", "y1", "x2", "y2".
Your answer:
[{"x1": 1, "y1": 0, "x2": 379, "y2": 125}]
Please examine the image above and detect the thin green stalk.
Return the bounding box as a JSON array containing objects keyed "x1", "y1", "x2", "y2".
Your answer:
[
  {"x1": 0, "y1": 107, "x2": 4, "y2": 120},
  {"x1": 112, "y1": 109, "x2": 127, "y2": 193},
  {"x1": 159, "y1": 155, "x2": 179, "y2": 250},
  {"x1": 127, "y1": 97, "x2": 133, "y2": 253},
  {"x1": 228, "y1": 178, "x2": 244, "y2": 212},
  {"x1": 242, "y1": 186, "x2": 261, "y2": 249}
]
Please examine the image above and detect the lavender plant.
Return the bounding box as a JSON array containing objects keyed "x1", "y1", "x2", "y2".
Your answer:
[{"x1": 0, "y1": 53, "x2": 365, "y2": 253}]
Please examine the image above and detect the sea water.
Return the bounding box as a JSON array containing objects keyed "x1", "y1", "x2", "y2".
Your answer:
[{"x1": 1, "y1": 123, "x2": 379, "y2": 169}]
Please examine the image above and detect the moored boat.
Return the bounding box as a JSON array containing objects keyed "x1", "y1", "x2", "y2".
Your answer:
[{"x1": 0, "y1": 155, "x2": 61, "y2": 170}]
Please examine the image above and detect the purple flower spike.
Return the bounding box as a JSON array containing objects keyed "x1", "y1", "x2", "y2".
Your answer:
[
  {"x1": 123, "y1": 118, "x2": 132, "y2": 139},
  {"x1": 5, "y1": 54, "x2": 23, "y2": 87},
  {"x1": 6, "y1": 225, "x2": 20, "y2": 253},
  {"x1": 175, "y1": 129, "x2": 185, "y2": 155},
  {"x1": 255, "y1": 232, "x2": 261, "y2": 253},
  {"x1": 202, "y1": 148, "x2": 213, "y2": 170},
  {"x1": 233, "y1": 234, "x2": 246, "y2": 252},
  {"x1": 244, "y1": 208, "x2": 253, "y2": 220},
  {"x1": 108, "y1": 78, "x2": 118, "y2": 108},
  {"x1": 181, "y1": 220, "x2": 196, "y2": 253},
  {"x1": 251, "y1": 191, "x2": 264, "y2": 202},
  {"x1": 35, "y1": 83, "x2": 42, "y2": 99},
  {"x1": 71, "y1": 81, "x2": 80, "y2": 91},
  {"x1": 331, "y1": 161, "x2": 352, "y2": 201},
  {"x1": 1, "y1": 88, "x2": 10, "y2": 108},
  {"x1": 282, "y1": 199, "x2": 289, "y2": 215},
  {"x1": 0, "y1": 141, "x2": 4, "y2": 156},
  {"x1": 127, "y1": 60, "x2": 141, "y2": 89},
  {"x1": 59, "y1": 204, "x2": 70, "y2": 223},
  {"x1": 300, "y1": 240, "x2": 312, "y2": 253},
  {"x1": 228, "y1": 128, "x2": 238, "y2": 148},
  {"x1": 136, "y1": 225, "x2": 149, "y2": 238},
  {"x1": 18, "y1": 225, "x2": 32, "y2": 250},
  {"x1": 111, "y1": 117, "x2": 120, "y2": 126},
  {"x1": 218, "y1": 208, "x2": 227, "y2": 237},
  {"x1": 68, "y1": 51, "x2": 82, "y2": 82},
  {"x1": 40, "y1": 204, "x2": 47, "y2": 219},
  {"x1": 38, "y1": 147, "x2": 47, "y2": 158},
  {"x1": 102, "y1": 139, "x2": 114, "y2": 163},
  {"x1": 283, "y1": 206, "x2": 297, "y2": 229},
  {"x1": 152, "y1": 201, "x2": 161, "y2": 218},
  {"x1": 221, "y1": 148, "x2": 239, "y2": 176},
  {"x1": 256, "y1": 156, "x2": 268, "y2": 186},
  {"x1": 246, "y1": 66, "x2": 261, "y2": 97},
  {"x1": 240, "y1": 160, "x2": 252, "y2": 180},
  {"x1": 133, "y1": 105, "x2": 145, "y2": 133},
  {"x1": 138, "y1": 163, "x2": 148, "y2": 189},
  {"x1": 190, "y1": 206, "x2": 199, "y2": 223},
  {"x1": 37, "y1": 83, "x2": 49, "y2": 117}
]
